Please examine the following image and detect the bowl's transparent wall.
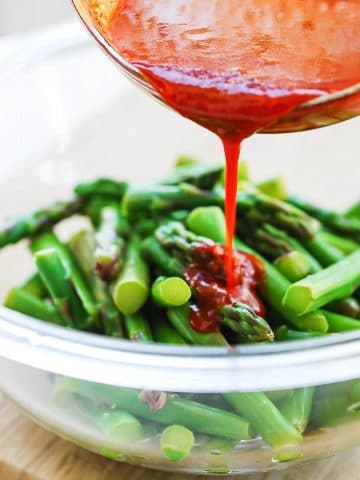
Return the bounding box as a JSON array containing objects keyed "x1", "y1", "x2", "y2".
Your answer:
[{"x1": 0, "y1": 358, "x2": 359, "y2": 474}]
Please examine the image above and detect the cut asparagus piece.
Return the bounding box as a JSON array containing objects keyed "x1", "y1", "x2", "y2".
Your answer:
[
  {"x1": 321, "y1": 310, "x2": 360, "y2": 332},
  {"x1": 112, "y1": 236, "x2": 150, "y2": 315},
  {"x1": 279, "y1": 388, "x2": 315, "y2": 433},
  {"x1": 94, "y1": 205, "x2": 125, "y2": 282},
  {"x1": 161, "y1": 425, "x2": 195, "y2": 462},
  {"x1": 61, "y1": 380, "x2": 251, "y2": 441},
  {"x1": 186, "y1": 206, "x2": 226, "y2": 244},
  {"x1": 283, "y1": 251, "x2": 360, "y2": 315},
  {"x1": 31, "y1": 231, "x2": 99, "y2": 323},
  {"x1": 266, "y1": 390, "x2": 294, "y2": 403},
  {"x1": 4, "y1": 288, "x2": 62, "y2": 325},
  {"x1": 346, "y1": 200, "x2": 360, "y2": 219},
  {"x1": 69, "y1": 230, "x2": 123, "y2": 337},
  {"x1": 95, "y1": 410, "x2": 144, "y2": 442},
  {"x1": 220, "y1": 303, "x2": 274, "y2": 342},
  {"x1": 0, "y1": 199, "x2": 83, "y2": 249},
  {"x1": 21, "y1": 273, "x2": 47, "y2": 298},
  {"x1": 124, "y1": 313, "x2": 154, "y2": 342},
  {"x1": 162, "y1": 163, "x2": 223, "y2": 189},
  {"x1": 34, "y1": 248, "x2": 88, "y2": 328},
  {"x1": 225, "y1": 392, "x2": 303, "y2": 462},
  {"x1": 142, "y1": 236, "x2": 183, "y2": 277},
  {"x1": 167, "y1": 304, "x2": 228, "y2": 346},
  {"x1": 257, "y1": 177, "x2": 288, "y2": 201},
  {"x1": 151, "y1": 315, "x2": 188, "y2": 345},
  {"x1": 275, "y1": 326, "x2": 325, "y2": 342},
  {"x1": 289, "y1": 196, "x2": 360, "y2": 241},
  {"x1": 274, "y1": 251, "x2": 313, "y2": 282},
  {"x1": 317, "y1": 231, "x2": 359, "y2": 255},
  {"x1": 304, "y1": 235, "x2": 344, "y2": 267},
  {"x1": 74, "y1": 178, "x2": 128, "y2": 199},
  {"x1": 151, "y1": 276, "x2": 191, "y2": 308}
]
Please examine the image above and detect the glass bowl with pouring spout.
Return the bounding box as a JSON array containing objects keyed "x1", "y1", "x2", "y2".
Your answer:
[
  {"x1": 71, "y1": 0, "x2": 360, "y2": 134},
  {"x1": 0, "y1": 22, "x2": 360, "y2": 476}
]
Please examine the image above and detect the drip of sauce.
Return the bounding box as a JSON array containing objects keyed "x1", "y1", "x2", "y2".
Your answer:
[
  {"x1": 107, "y1": 0, "x2": 360, "y2": 290},
  {"x1": 183, "y1": 243, "x2": 265, "y2": 333}
]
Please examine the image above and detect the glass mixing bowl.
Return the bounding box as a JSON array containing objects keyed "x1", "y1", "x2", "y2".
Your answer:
[
  {"x1": 71, "y1": 0, "x2": 360, "y2": 134},
  {"x1": 0, "y1": 23, "x2": 359, "y2": 475}
]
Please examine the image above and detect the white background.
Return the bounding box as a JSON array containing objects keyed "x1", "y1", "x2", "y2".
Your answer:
[{"x1": 0, "y1": 0, "x2": 72, "y2": 35}]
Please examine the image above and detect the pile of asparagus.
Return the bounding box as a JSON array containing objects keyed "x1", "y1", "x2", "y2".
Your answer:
[{"x1": 1, "y1": 157, "x2": 360, "y2": 462}]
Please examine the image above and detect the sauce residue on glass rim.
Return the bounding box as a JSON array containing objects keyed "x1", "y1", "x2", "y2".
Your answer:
[
  {"x1": 183, "y1": 243, "x2": 265, "y2": 333},
  {"x1": 106, "y1": 0, "x2": 360, "y2": 291}
]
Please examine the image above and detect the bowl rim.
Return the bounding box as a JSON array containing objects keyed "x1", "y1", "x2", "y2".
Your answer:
[{"x1": 0, "y1": 22, "x2": 359, "y2": 392}]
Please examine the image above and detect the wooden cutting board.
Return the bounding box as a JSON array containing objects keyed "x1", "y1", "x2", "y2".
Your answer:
[{"x1": 0, "y1": 393, "x2": 359, "y2": 480}]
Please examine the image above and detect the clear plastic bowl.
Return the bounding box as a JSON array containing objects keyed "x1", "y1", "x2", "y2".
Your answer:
[{"x1": 0, "y1": 23, "x2": 359, "y2": 475}]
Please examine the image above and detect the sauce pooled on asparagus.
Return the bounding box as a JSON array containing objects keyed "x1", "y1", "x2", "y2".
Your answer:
[{"x1": 184, "y1": 243, "x2": 265, "y2": 333}]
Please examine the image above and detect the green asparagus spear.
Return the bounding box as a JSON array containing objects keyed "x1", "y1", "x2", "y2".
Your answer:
[
  {"x1": 112, "y1": 236, "x2": 150, "y2": 315},
  {"x1": 142, "y1": 236, "x2": 183, "y2": 277},
  {"x1": 274, "y1": 251, "x2": 313, "y2": 282},
  {"x1": 151, "y1": 315, "x2": 188, "y2": 345},
  {"x1": 346, "y1": 200, "x2": 360, "y2": 219},
  {"x1": 21, "y1": 273, "x2": 47, "y2": 298},
  {"x1": 241, "y1": 224, "x2": 322, "y2": 271},
  {"x1": 220, "y1": 303, "x2": 274, "y2": 342},
  {"x1": 161, "y1": 425, "x2": 195, "y2": 462},
  {"x1": 275, "y1": 326, "x2": 325, "y2": 342},
  {"x1": 124, "y1": 313, "x2": 154, "y2": 342},
  {"x1": 31, "y1": 231, "x2": 99, "y2": 324},
  {"x1": 0, "y1": 199, "x2": 83, "y2": 249},
  {"x1": 4, "y1": 288, "x2": 62, "y2": 325},
  {"x1": 225, "y1": 392, "x2": 303, "y2": 462},
  {"x1": 124, "y1": 183, "x2": 216, "y2": 218},
  {"x1": 317, "y1": 231, "x2": 359, "y2": 255},
  {"x1": 93, "y1": 205, "x2": 125, "y2": 282},
  {"x1": 321, "y1": 310, "x2": 360, "y2": 332},
  {"x1": 151, "y1": 276, "x2": 191, "y2": 307},
  {"x1": 74, "y1": 178, "x2": 128, "y2": 199},
  {"x1": 167, "y1": 304, "x2": 228, "y2": 346},
  {"x1": 279, "y1": 387, "x2": 315, "y2": 433},
  {"x1": 162, "y1": 163, "x2": 223, "y2": 189},
  {"x1": 304, "y1": 235, "x2": 344, "y2": 267},
  {"x1": 60, "y1": 380, "x2": 251, "y2": 441},
  {"x1": 34, "y1": 249, "x2": 88, "y2": 327},
  {"x1": 69, "y1": 230, "x2": 123, "y2": 337},
  {"x1": 283, "y1": 251, "x2": 360, "y2": 315},
  {"x1": 288, "y1": 196, "x2": 360, "y2": 241}
]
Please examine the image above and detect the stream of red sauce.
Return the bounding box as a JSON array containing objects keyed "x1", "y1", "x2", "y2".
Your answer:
[{"x1": 106, "y1": 0, "x2": 360, "y2": 330}]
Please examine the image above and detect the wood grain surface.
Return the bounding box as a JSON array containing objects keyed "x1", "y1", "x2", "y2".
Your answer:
[{"x1": 0, "y1": 394, "x2": 359, "y2": 480}]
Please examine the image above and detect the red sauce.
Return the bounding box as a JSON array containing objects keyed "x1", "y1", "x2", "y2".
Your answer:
[
  {"x1": 106, "y1": 0, "x2": 360, "y2": 291},
  {"x1": 183, "y1": 243, "x2": 265, "y2": 333}
]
